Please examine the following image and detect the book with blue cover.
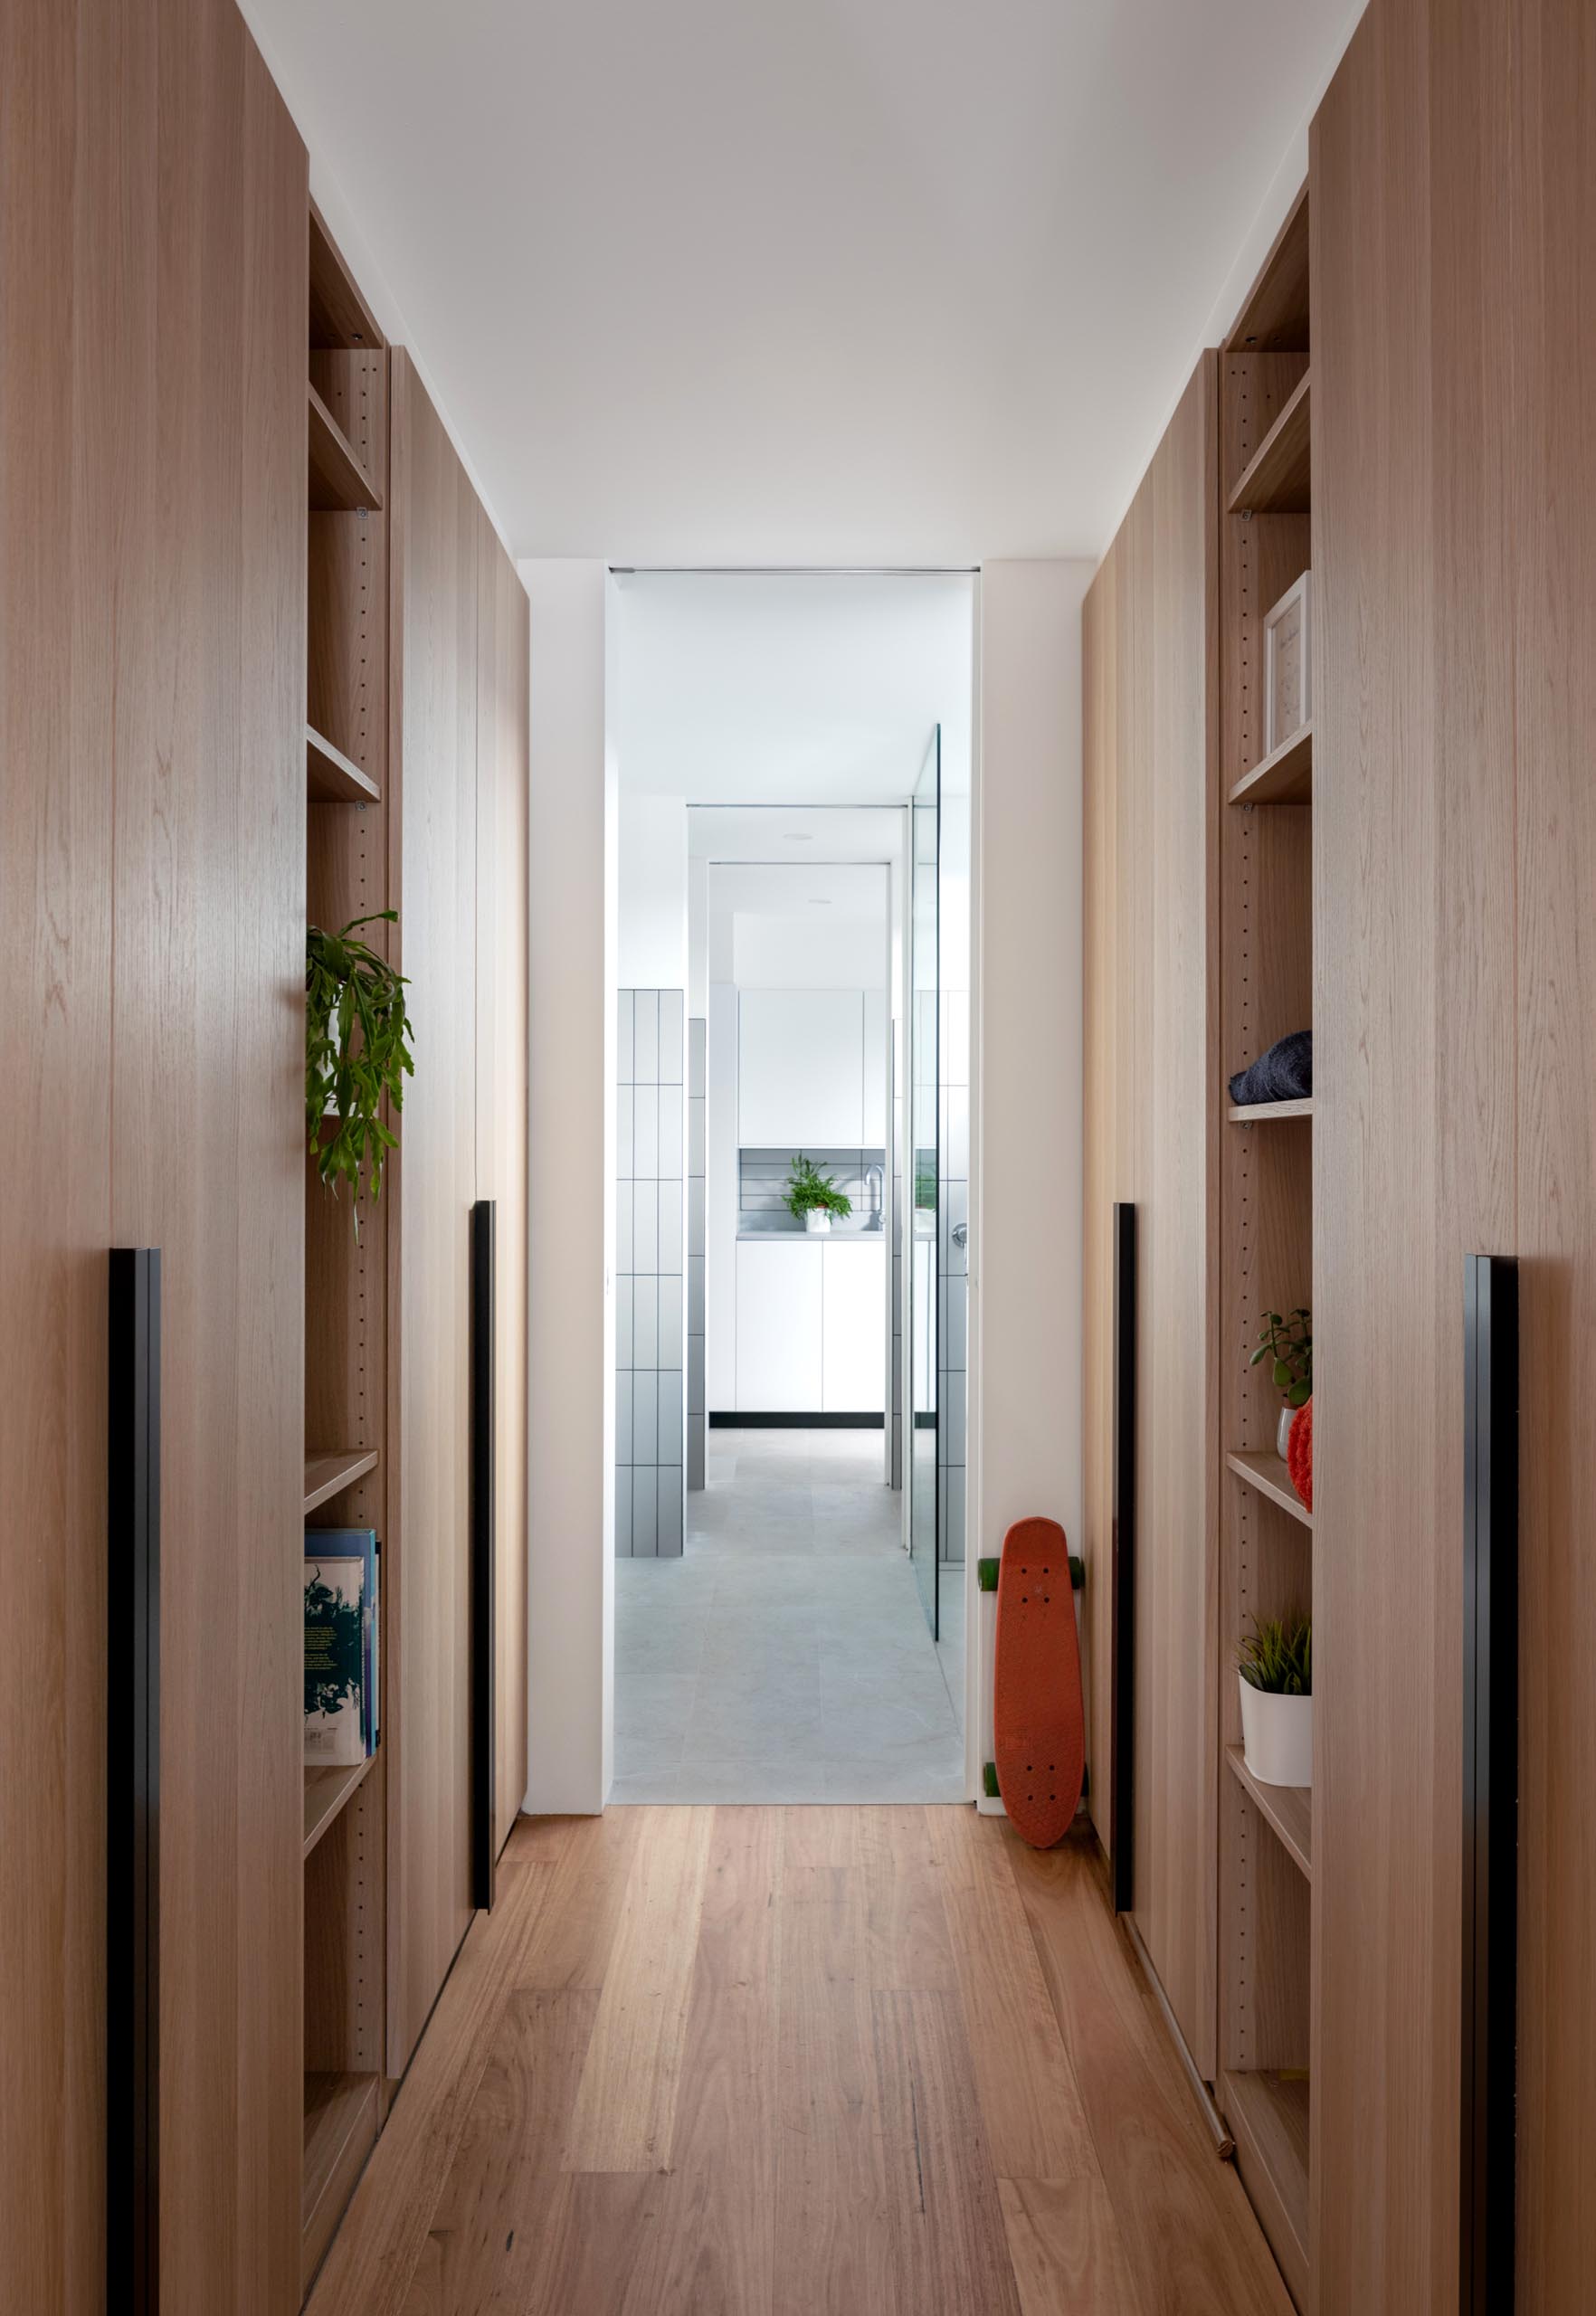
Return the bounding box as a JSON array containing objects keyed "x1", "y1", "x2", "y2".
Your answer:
[{"x1": 304, "y1": 1527, "x2": 379, "y2": 1765}]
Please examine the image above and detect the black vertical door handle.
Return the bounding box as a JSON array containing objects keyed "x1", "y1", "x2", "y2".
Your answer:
[
  {"x1": 109, "y1": 1248, "x2": 161, "y2": 2315},
  {"x1": 1111, "y1": 1203, "x2": 1136, "y2": 1915},
  {"x1": 1461, "y1": 1253, "x2": 1518, "y2": 2314},
  {"x1": 470, "y1": 1202, "x2": 497, "y2": 1911}
]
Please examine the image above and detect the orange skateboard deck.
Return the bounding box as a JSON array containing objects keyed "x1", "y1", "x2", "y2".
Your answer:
[{"x1": 993, "y1": 1516, "x2": 1086, "y2": 1846}]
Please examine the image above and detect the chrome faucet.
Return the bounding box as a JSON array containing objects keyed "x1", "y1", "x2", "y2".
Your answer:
[{"x1": 865, "y1": 1163, "x2": 884, "y2": 1228}]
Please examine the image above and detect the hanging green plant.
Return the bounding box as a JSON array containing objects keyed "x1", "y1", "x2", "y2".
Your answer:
[{"x1": 306, "y1": 909, "x2": 414, "y2": 1234}]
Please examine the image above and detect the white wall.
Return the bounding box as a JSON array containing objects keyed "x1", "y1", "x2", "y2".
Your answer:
[
  {"x1": 618, "y1": 791, "x2": 688, "y2": 990},
  {"x1": 520, "y1": 559, "x2": 615, "y2": 1812},
  {"x1": 972, "y1": 558, "x2": 1093, "y2": 1774},
  {"x1": 732, "y1": 913, "x2": 885, "y2": 991}
]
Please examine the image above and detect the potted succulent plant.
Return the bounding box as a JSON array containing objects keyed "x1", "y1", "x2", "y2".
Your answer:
[
  {"x1": 1238, "y1": 1613, "x2": 1313, "y2": 1788},
  {"x1": 1249, "y1": 1306, "x2": 1312, "y2": 1469},
  {"x1": 784, "y1": 1153, "x2": 852, "y2": 1235},
  {"x1": 306, "y1": 909, "x2": 414, "y2": 1238}
]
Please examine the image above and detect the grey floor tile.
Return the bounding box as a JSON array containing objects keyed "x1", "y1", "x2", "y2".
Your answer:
[{"x1": 609, "y1": 1761, "x2": 825, "y2": 1805}]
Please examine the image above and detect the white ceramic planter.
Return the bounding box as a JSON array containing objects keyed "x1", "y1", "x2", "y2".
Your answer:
[
  {"x1": 1277, "y1": 1403, "x2": 1297, "y2": 1461},
  {"x1": 804, "y1": 1210, "x2": 831, "y2": 1234},
  {"x1": 1239, "y1": 1673, "x2": 1313, "y2": 1788}
]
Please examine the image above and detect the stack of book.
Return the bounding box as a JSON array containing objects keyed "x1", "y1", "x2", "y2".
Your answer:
[{"x1": 304, "y1": 1527, "x2": 380, "y2": 1766}]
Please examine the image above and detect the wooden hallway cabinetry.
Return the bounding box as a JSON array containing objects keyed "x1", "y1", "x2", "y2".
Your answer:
[{"x1": 1082, "y1": 357, "x2": 1221, "y2": 2083}]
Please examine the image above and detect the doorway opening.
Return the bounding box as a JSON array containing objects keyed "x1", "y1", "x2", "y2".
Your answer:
[{"x1": 611, "y1": 573, "x2": 974, "y2": 1803}]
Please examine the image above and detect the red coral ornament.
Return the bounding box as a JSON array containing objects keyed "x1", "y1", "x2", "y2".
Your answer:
[{"x1": 1287, "y1": 1395, "x2": 1313, "y2": 1513}]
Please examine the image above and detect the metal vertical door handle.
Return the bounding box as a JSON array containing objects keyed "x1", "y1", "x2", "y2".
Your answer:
[{"x1": 1111, "y1": 1203, "x2": 1136, "y2": 1915}]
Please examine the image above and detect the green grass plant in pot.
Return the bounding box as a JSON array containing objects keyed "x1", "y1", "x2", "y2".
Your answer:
[
  {"x1": 1237, "y1": 1612, "x2": 1312, "y2": 1788},
  {"x1": 306, "y1": 909, "x2": 414, "y2": 1237},
  {"x1": 784, "y1": 1153, "x2": 852, "y2": 1236}
]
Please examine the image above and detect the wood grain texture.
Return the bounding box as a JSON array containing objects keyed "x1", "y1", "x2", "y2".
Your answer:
[
  {"x1": 1311, "y1": 2, "x2": 1499, "y2": 2303},
  {"x1": 389, "y1": 347, "x2": 480, "y2": 2073},
  {"x1": 1080, "y1": 356, "x2": 1220, "y2": 2077},
  {"x1": 1506, "y1": 2, "x2": 1596, "y2": 2306},
  {"x1": 303, "y1": 2074, "x2": 381, "y2": 2297},
  {"x1": 1224, "y1": 1747, "x2": 1311, "y2": 1883},
  {"x1": 0, "y1": 6, "x2": 114, "y2": 2306},
  {"x1": 309, "y1": 1809, "x2": 1288, "y2": 2314},
  {"x1": 21, "y1": 5, "x2": 312, "y2": 2308},
  {"x1": 1313, "y1": 0, "x2": 1596, "y2": 2303},
  {"x1": 1012, "y1": 1835, "x2": 1289, "y2": 2316}
]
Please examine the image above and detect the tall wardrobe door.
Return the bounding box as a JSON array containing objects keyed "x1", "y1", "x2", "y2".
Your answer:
[
  {"x1": 475, "y1": 512, "x2": 531, "y2": 1856},
  {"x1": 1501, "y1": 7, "x2": 1596, "y2": 2303},
  {"x1": 1, "y1": 6, "x2": 307, "y2": 2311},
  {"x1": 0, "y1": 10, "x2": 115, "y2": 2306},
  {"x1": 391, "y1": 351, "x2": 479, "y2": 2070},
  {"x1": 1312, "y1": 3, "x2": 1519, "y2": 2303},
  {"x1": 1081, "y1": 356, "x2": 1219, "y2": 2075}
]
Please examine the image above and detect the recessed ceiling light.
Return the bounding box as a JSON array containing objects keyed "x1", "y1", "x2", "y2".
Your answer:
[
  {"x1": 785, "y1": 832, "x2": 815, "y2": 843},
  {"x1": 809, "y1": 897, "x2": 832, "y2": 906}
]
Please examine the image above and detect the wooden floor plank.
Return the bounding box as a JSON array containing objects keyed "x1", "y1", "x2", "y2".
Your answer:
[
  {"x1": 999, "y1": 2174, "x2": 1150, "y2": 2316},
  {"x1": 395, "y1": 1989, "x2": 601, "y2": 2316},
  {"x1": 872, "y1": 1989, "x2": 1023, "y2": 2315},
  {"x1": 305, "y1": 1856, "x2": 557, "y2": 2316},
  {"x1": 1012, "y1": 1830, "x2": 1292, "y2": 2316},
  {"x1": 518, "y1": 1804, "x2": 644, "y2": 1991},
  {"x1": 562, "y1": 1807, "x2": 715, "y2": 2170},
  {"x1": 773, "y1": 1810, "x2": 896, "y2": 2314},
  {"x1": 859, "y1": 1805, "x2": 960, "y2": 1992},
  {"x1": 927, "y1": 1805, "x2": 1098, "y2": 2180}
]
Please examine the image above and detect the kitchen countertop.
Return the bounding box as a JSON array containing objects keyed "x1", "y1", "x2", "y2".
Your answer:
[{"x1": 736, "y1": 1222, "x2": 888, "y2": 1241}]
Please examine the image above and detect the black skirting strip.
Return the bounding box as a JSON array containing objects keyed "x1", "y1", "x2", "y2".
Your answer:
[{"x1": 709, "y1": 1411, "x2": 885, "y2": 1429}]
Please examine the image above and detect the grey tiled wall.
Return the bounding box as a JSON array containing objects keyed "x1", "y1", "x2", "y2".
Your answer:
[
  {"x1": 616, "y1": 990, "x2": 685, "y2": 1556},
  {"x1": 736, "y1": 1148, "x2": 887, "y2": 1229},
  {"x1": 687, "y1": 1016, "x2": 706, "y2": 1490}
]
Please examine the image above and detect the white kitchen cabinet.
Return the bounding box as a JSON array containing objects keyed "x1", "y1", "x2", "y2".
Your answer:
[
  {"x1": 738, "y1": 989, "x2": 865, "y2": 1146},
  {"x1": 822, "y1": 1238, "x2": 888, "y2": 1412},
  {"x1": 736, "y1": 1239, "x2": 823, "y2": 1410}
]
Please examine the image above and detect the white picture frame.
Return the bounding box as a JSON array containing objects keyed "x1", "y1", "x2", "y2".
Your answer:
[{"x1": 1263, "y1": 569, "x2": 1312, "y2": 755}]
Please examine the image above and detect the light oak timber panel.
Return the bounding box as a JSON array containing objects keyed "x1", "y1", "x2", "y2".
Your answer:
[
  {"x1": 1225, "y1": 183, "x2": 1311, "y2": 355},
  {"x1": 388, "y1": 349, "x2": 480, "y2": 2071},
  {"x1": 1312, "y1": 0, "x2": 1510, "y2": 2302},
  {"x1": 40, "y1": 3, "x2": 311, "y2": 2305},
  {"x1": 305, "y1": 1769, "x2": 387, "y2": 2080},
  {"x1": 475, "y1": 510, "x2": 532, "y2": 1853},
  {"x1": 0, "y1": 5, "x2": 115, "y2": 2304},
  {"x1": 1081, "y1": 357, "x2": 1220, "y2": 2078},
  {"x1": 1506, "y1": 0, "x2": 1596, "y2": 2304}
]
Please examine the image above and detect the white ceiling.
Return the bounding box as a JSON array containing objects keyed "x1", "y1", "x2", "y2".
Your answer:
[
  {"x1": 621, "y1": 573, "x2": 971, "y2": 803},
  {"x1": 245, "y1": 0, "x2": 1356, "y2": 564},
  {"x1": 690, "y1": 806, "x2": 904, "y2": 864}
]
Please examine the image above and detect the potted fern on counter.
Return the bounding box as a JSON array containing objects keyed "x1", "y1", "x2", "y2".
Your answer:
[
  {"x1": 1237, "y1": 1612, "x2": 1313, "y2": 1788},
  {"x1": 784, "y1": 1153, "x2": 852, "y2": 1236}
]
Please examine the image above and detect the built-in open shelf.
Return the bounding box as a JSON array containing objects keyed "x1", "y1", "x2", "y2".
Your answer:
[
  {"x1": 309, "y1": 380, "x2": 383, "y2": 513},
  {"x1": 1226, "y1": 184, "x2": 1310, "y2": 354},
  {"x1": 309, "y1": 197, "x2": 386, "y2": 353},
  {"x1": 304, "y1": 1448, "x2": 379, "y2": 1515},
  {"x1": 1221, "y1": 2069, "x2": 1309, "y2": 2307},
  {"x1": 303, "y1": 1751, "x2": 378, "y2": 1861},
  {"x1": 302, "y1": 2070, "x2": 381, "y2": 2293},
  {"x1": 1230, "y1": 721, "x2": 1312, "y2": 807},
  {"x1": 307, "y1": 724, "x2": 379, "y2": 807},
  {"x1": 1228, "y1": 1448, "x2": 1313, "y2": 1529},
  {"x1": 1227, "y1": 1743, "x2": 1312, "y2": 1881},
  {"x1": 1229, "y1": 1096, "x2": 1313, "y2": 1124},
  {"x1": 1228, "y1": 371, "x2": 1311, "y2": 515}
]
